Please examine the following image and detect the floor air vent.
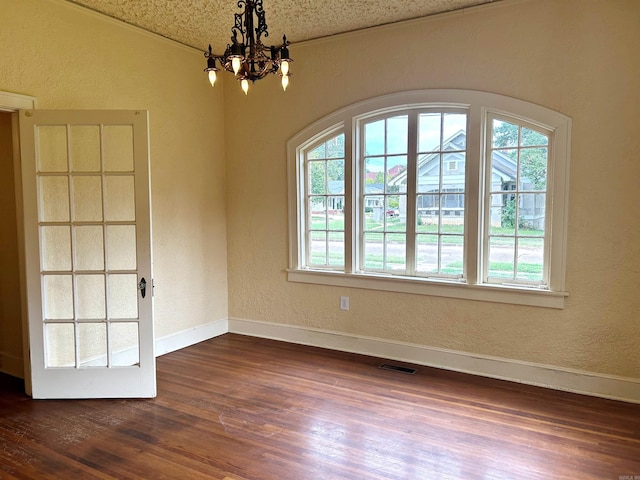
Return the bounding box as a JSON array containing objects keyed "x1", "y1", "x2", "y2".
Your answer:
[{"x1": 379, "y1": 364, "x2": 417, "y2": 375}]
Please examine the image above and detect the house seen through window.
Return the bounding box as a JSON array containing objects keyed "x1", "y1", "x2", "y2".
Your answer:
[{"x1": 288, "y1": 90, "x2": 571, "y2": 308}]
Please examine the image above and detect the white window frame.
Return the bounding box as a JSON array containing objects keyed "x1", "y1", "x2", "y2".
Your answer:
[{"x1": 287, "y1": 90, "x2": 571, "y2": 308}]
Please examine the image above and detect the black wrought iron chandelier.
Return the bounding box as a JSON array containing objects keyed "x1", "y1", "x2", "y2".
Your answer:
[{"x1": 204, "y1": 0, "x2": 292, "y2": 94}]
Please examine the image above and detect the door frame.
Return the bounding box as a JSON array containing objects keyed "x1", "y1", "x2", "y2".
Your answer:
[{"x1": 0, "y1": 91, "x2": 38, "y2": 395}]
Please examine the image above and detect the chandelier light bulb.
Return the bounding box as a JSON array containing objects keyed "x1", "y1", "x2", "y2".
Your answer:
[
  {"x1": 208, "y1": 70, "x2": 217, "y2": 87},
  {"x1": 232, "y1": 57, "x2": 242, "y2": 75},
  {"x1": 241, "y1": 79, "x2": 249, "y2": 95},
  {"x1": 281, "y1": 74, "x2": 289, "y2": 92},
  {"x1": 280, "y1": 60, "x2": 290, "y2": 76}
]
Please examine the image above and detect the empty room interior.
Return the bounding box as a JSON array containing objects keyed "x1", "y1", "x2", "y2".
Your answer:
[{"x1": 1, "y1": 0, "x2": 639, "y2": 478}]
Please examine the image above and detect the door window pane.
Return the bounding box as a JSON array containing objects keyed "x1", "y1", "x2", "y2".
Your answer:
[
  {"x1": 76, "y1": 275, "x2": 106, "y2": 319},
  {"x1": 107, "y1": 225, "x2": 137, "y2": 271},
  {"x1": 78, "y1": 322, "x2": 107, "y2": 367},
  {"x1": 107, "y1": 274, "x2": 138, "y2": 319},
  {"x1": 111, "y1": 322, "x2": 139, "y2": 367},
  {"x1": 45, "y1": 323, "x2": 75, "y2": 367},
  {"x1": 105, "y1": 176, "x2": 135, "y2": 221},
  {"x1": 37, "y1": 126, "x2": 68, "y2": 173},
  {"x1": 74, "y1": 226, "x2": 105, "y2": 271},
  {"x1": 70, "y1": 125, "x2": 101, "y2": 172},
  {"x1": 41, "y1": 226, "x2": 71, "y2": 271},
  {"x1": 43, "y1": 275, "x2": 73, "y2": 320},
  {"x1": 72, "y1": 176, "x2": 103, "y2": 222},
  {"x1": 103, "y1": 126, "x2": 134, "y2": 172},
  {"x1": 38, "y1": 176, "x2": 70, "y2": 222}
]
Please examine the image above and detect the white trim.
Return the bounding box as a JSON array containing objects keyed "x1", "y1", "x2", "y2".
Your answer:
[
  {"x1": 288, "y1": 89, "x2": 571, "y2": 308},
  {"x1": 228, "y1": 317, "x2": 640, "y2": 404},
  {"x1": 287, "y1": 269, "x2": 566, "y2": 308},
  {"x1": 155, "y1": 318, "x2": 229, "y2": 357},
  {"x1": 0, "y1": 352, "x2": 24, "y2": 378}
]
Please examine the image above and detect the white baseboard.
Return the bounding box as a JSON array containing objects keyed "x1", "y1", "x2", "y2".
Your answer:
[
  {"x1": 155, "y1": 318, "x2": 228, "y2": 357},
  {"x1": 0, "y1": 351, "x2": 24, "y2": 379},
  {"x1": 228, "y1": 317, "x2": 640, "y2": 404}
]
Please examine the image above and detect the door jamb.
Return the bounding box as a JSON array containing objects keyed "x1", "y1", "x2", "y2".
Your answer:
[{"x1": 0, "y1": 91, "x2": 38, "y2": 395}]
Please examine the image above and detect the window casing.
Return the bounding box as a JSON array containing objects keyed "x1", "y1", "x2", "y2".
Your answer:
[{"x1": 287, "y1": 90, "x2": 571, "y2": 308}]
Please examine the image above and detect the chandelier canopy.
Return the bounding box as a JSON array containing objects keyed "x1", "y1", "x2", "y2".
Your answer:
[{"x1": 204, "y1": 0, "x2": 292, "y2": 94}]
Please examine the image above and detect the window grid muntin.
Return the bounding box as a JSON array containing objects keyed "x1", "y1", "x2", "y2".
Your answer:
[
  {"x1": 414, "y1": 111, "x2": 467, "y2": 278},
  {"x1": 361, "y1": 114, "x2": 409, "y2": 275},
  {"x1": 304, "y1": 133, "x2": 345, "y2": 269},
  {"x1": 484, "y1": 114, "x2": 552, "y2": 286}
]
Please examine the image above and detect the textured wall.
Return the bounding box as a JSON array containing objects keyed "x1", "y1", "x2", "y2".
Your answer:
[
  {"x1": 0, "y1": 0, "x2": 229, "y2": 374},
  {"x1": 224, "y1": 0, "x2": 640, "y2": 378}
]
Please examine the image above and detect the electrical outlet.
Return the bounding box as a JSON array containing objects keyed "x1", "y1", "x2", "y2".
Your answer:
[{"x1": 340, "y1": 296, "x2": 349, "y2": 311}]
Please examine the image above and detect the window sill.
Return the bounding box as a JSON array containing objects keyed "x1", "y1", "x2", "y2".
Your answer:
[{"x1": 287, "y1": 269, "x2": 567, "y2": 309}]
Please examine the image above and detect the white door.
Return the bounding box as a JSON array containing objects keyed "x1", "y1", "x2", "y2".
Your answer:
[{"x1": 19, "y1": 109, "x2": 155, "y2": 399}]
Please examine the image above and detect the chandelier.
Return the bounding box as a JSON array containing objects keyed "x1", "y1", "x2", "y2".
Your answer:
[{"x1": 204, "y1": 0, "x2": 292, "y2": 94}]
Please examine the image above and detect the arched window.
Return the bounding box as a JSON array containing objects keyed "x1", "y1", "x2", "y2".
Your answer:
[{"x1": 287, "y1": 90, "x2": 571, "y2": 308}]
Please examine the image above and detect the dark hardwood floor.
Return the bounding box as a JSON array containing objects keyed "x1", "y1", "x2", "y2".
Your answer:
[{"x1": 1, "y1": 333, "x2": 639, "y2": 479}]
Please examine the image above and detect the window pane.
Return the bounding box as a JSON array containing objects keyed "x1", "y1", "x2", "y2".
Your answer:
[
  {"x1": 41, "y1": 226, "x2": 71, "y2": 272},
  {"x1": 103, "y1": 126, "x2": 134, "y2": 172},
  {"x1": 43, "y1": 275, "x2": 73, "y2": 320},
  {"x1": 107, "y1": 274, "x2": 138, "y2": 319},
  {"x1": 309, "y1": 161, "x2": 326, "y2": 194},
  {"x1": 76, "y1": 274, "x2": 106, "y2": 319},
  {"x1": 386, "y1": 156, "x2": 407, "y2": 188},
  {"x1": 309, "y1": 197, "x2": 326, "y2": 229},
  {"x1": 72, "y1": 176, "x2": 103, "y2": 222},
  {"x1": 418, "y1": 113, "x2": 441, "y2": 152},
  {"x1": 492, "y1": 119, "x2": 518, "y2": 148},
  {"x1": 74, "y1": 226, "x2": 105, "y2": 271},
  {"x1": 327, "y1": 134, "x2": 344, "y2": 158},
  {"x1": 441, "y1": 237, "x2": 464, "y2": 276},
  {"x1": 309, "y1": 231, "x2": 327, "y2": 265},
  {"x1": 417, "y1": 154, "x2": 440, "y2": 193},
  {"x1": 70, "y1": 125, "x2": 101, "y2": 172},
  {"x1": 326, "y1": 159, "x2": 344, "y2": 195},
  {"x1": 308, "y1": 143, "x2": 326, "y2": 160},
  {"x1": 328, "y1": 231, "x2": 344, "y2": 266},
  {"x1": 488, "y1": 237, "x2": 515, "y2": 280},
  {"x1": 443, "y1": 113, "x2": 467, "y2": 148},
  {"x1": 364, "y1": 157, "x2": 384, "y2": 192},
  {"x1": 385, "y1": 196, "x2": 404, "y2": 232},
  {"x1": 111, "y1": 322, "x2": 140, "y2": 367},
  {"x1": 45, "y1": 323, "x2": 75, "y2": 368},
  {"x1": 78, "y1": 322, "x2": 107, "y2": 367},
  {"x1": 416, "y1": 234, "x2": 439, "y2": 274},
  {"x1": 363, "y1": 233, "x2": 382, "y2": 269},
  {"x1": 516, "y1": 237, "x2": 544, "y2": 282},
  {"x1": 105, "y1": 176, "x2": 135, "y2": 222},
  {"x1": 489, "y1": 200, "x2": 515, "y2": 236},
  {"x1": 386, "y1": 116, "x2": 408, "y2": 155},
  {"x1": 384, "y1": 234, "x2": 405, "y2": 271},
  {"x1": 520, "y1": 147, "x2": 548, "y2": 191},
  {"x1": 518, "y1": 194, "x2": 546, "y2": 232},
  {"x1": 364, "y1": 120, "x2": 384, "y2": 156},
  {"x1": 521, "y1": 127, "x2": 548, "y2": 147},
  {"x1": 37, "y1": 126, "x2": 68, "y2": 173},
  {"x1": 39, "y1": 176, "x2": 70, "y2": 222}
]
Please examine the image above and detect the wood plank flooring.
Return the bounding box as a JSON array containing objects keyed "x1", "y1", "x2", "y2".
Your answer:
[{"x1": 1, "y1": 333, "x2": 639, "y2": 479}]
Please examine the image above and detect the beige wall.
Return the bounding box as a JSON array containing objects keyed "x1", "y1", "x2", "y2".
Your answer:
[
  {"x1": 225, "y1": 0, "x2": 640, "y2": 378},
  {"x1": 0, "y1": 112, "x2": 23, "y2": 376},
  {"x1": 0, "y1": 0, "x2": 228, "y2": 375}
]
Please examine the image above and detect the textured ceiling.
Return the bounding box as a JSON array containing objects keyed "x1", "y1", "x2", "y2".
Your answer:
[{"x1": 65, "y1": 0, "x2": 500, "y2": 51}]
